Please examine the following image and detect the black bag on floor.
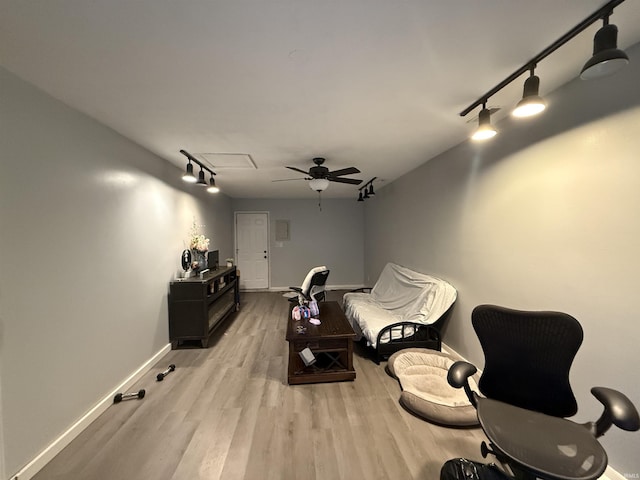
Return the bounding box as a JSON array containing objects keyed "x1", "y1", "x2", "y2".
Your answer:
[{"x1": 440, "y1": 458, "x2": 510, "y2": 480}]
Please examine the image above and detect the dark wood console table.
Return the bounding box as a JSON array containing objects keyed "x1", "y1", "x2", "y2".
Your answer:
[
  {"x1": 285, "y1": 301, "x2": 356, "y2": 385},
  {"x1": 168, "y1": 266, "x2": 239, "y2": 348}
]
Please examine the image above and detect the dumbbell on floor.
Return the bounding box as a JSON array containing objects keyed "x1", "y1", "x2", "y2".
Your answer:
[
  {"x1": 156, "y1": 364, "x2": 176, "y2": 381},
  {"x1": 113, "y1": 389, "x2": 145, "y2": 403}
]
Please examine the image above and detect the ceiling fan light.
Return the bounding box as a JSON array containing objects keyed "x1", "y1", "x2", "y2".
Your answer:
[
  {"x1": 471, "y1": 108, "x2": 497, "y2": 141},
  {"x1": 512, "y1": 74, "x2": 546, "y2": 118},
  {"x1": 182, "y1": 162, "x2": 197, "y2": 183},
  {"x1": 581, "y1": 23, "x2": 629, "y2": 80},
  {"x1": 309, "y1": 178, "x2": 330, "y2": 192}
]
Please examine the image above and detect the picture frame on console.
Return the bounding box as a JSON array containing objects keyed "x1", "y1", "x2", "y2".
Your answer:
[{"x1": 207, "y1": 250, "x2": 219, "y2": 270}]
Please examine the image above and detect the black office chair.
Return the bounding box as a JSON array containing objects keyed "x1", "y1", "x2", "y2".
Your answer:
[
  {"x1": 288, "y1": 266, "x2": 330, "y2": 304},
  {"x1": 445, "y1": 304, "x2": 639, "y2": 480}
]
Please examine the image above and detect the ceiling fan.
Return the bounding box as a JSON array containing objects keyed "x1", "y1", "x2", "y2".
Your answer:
[{"x1": 277, "y1": 157, "x2": 363, "y2": 191}]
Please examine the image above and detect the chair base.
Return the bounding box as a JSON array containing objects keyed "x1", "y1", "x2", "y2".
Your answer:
[{"x1": 441, "y1": 458, "x2": 510, "y2": 480}]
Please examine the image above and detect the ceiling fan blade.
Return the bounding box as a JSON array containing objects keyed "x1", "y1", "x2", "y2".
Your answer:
[
  {"x1": 328, "y1": 167, "x2": 360, "y2": 177},
  {"x1": 285, "y1": 166, "x2": 310, "y2": 175},
  {"x1": 329, "y1": 177, "x2": 363, "y2": 185}
]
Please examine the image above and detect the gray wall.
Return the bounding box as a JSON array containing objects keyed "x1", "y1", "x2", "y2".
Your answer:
[
  {"x1": 231, "y1": 198, "x2": 365, "y2": 289},
  {"x1": 364, "y1": 43, "x2": 640, "y2": 474},
  {"x1": 0, "y1": 67, "x2": 233, "y2": 477}
]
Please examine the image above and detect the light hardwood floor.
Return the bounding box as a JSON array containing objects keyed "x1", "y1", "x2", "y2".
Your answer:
[{"x1": 33, "y1": 291, "x2": 487, "y2": 480}]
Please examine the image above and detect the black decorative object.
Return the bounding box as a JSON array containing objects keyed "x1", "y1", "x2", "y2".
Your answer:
[{"x1": 181, "y1": 249, "x2": 192, "y2": 271}]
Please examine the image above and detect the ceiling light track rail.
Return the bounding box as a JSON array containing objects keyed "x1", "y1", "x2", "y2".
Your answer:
[
  {"x1": 358, "y1": 177, "x2": 377, "y2": 191},
  {"x1": 180, "y1": 149, "x2": 216, "y2": 176},
  {"x1": 460, "y1": 0, "x2": 626, "y2": 118}
]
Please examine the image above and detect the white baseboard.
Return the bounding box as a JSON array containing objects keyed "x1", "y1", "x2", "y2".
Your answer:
[
  {"x1": 328, "y1": 284, "x2": 367, "y2": 291},
  {"x1": 12, "y1": 344, "x2": 172, "y2": 480},
  {"x1": 440, "y1": 342, "x2": 472, "y2": 363},
  {"x1": 601, "y1": 465, "x2": 627, "y2": 480},
  {"x1": 267, "y1": 284, "x2": 365, "y2": 292}
]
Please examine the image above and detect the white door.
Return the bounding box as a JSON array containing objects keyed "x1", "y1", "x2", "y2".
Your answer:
[{"x1": 235, "y1": 212, "x2": 269, "y2": 289}]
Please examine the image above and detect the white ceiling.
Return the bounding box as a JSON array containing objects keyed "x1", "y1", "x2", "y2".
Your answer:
[{"x1": 2, "y1": 1, "x2": 640, "y2": 198}]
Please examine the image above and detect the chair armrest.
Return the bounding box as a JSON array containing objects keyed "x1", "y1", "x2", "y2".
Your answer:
[
  {"x1": 288, "y1": 287, "x2": 306, "y2": 304},
  {"x1": 590, "y1": 386, "x2": 640, "y2": 437},
  {"x1": 447, "y1": 361, "x2": 478, "y2": 408},
  {"x1": 289, "y1": 286, "x2": 312, "y2": 302}
]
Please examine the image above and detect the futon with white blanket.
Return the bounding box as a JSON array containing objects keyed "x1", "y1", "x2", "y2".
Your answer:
[{"x1": 343, "y1": 263, "x2": 457, "y2": 363}]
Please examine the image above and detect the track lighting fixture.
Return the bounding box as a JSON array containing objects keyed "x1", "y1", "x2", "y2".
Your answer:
[
  {"x1": 472, "y1": 104, "x2": 498, "y2": 141},
  {"x1": 182, "y1": 161, "x2": 197, "y2": 183},
  {"x1": 196, "y1": 168, "x2": 207, "y2": 187},
  {"x1": 357, "y1": 178, "x2": 377, "y2": 202},
  {"x1": 207, "y1": 175, "x2": 220, "y2": 193},
  {"x1": 460, "y1": 0, "x2": 629, "y2": 140},
  {"x1": 180, "y1": 150, "x2": 220, "y2": 194},
  {"x1": 580, "y1": 16, "x2": 629, "y2": 80},
  {"x1": 512, "y1": 67, "x2": 546, "y2": 118},
  {"x1": 367, "y1": 183, "x2": 375, "y2": 196}
]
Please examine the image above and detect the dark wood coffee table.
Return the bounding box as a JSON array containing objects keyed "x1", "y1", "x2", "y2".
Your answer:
[{"x1": 285, "y1": 301, "x2": 356, "y2": 385}]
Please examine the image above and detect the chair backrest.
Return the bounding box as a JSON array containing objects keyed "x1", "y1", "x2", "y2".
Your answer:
[
  {"x1": 299, "y1": 266, "x2": 329, "y2": 302},
  {"x1": 473, "y1": 304, "x2": 583, "y2": 418},
  {"x1": 307, "y1": 269, "x2": 330, "y2": 302}
]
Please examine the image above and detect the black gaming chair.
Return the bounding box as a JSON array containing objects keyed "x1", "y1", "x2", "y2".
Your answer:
[{"x1": 446, "y1": 304, "x2": 639, "y2": 480}]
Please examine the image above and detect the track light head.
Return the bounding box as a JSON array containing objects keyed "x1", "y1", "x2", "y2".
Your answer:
[
  {"x1": 196, "y1": 168, "x2": 208, "y2": 187},
  {"x1": 357, "y1": 191, "x2": 364, "y2": 202},
  {"x1": 581, "y1": 21, "x2": 629, "y2": 80},
  {"x1": 368, "y1": 183, "x2": 375, "y2": 196},
  {"x1": 512, "y1": 73, "x2": 546, "y2": 118},
  {"x1": 472, "y1": 106, "x2": 497, "y2": 141},
  {"x1": 207, "y1": 175, "x2": 220, "y2": 193},
  {"x1": 182, "y1": 162, "x2": 197, "y2": 183}
]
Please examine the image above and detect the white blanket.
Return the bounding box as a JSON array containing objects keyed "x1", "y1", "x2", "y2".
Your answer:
[{"x1": 343, "y1": 263, "x2": 457, "y2": 348}]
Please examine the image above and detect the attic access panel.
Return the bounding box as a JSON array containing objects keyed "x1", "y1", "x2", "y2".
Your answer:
[{"x1": 194, "y1": 153, "x2": 257, "y2": 170}]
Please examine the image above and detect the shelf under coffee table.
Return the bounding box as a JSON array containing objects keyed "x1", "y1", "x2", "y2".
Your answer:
[{"x1": 285, "y1": 301, "x2": 357, "y2": 385}]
